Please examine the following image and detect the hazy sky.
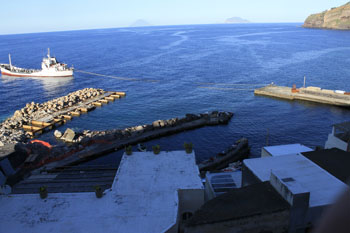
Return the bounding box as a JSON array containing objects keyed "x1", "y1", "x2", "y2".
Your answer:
[{"x1": 0, "y1": 0, "x2": 347, "y2": 34}]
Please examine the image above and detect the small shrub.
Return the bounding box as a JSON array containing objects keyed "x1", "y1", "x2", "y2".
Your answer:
[
  {"x1": 184, "y1": 142, "x2": 193, "y2": 154},
  {"x1": 125, "y1": 145, "x2": 132, "y2": 155},
  {"x1": 94, "y1": 185, "x2": 103, "y2": 198},
  {"x1": 39, "y1": 186, "x2": 48, "y2": 199},
  {"x1": 152, "y1": 145, "x2": 160, "y2": 154}
]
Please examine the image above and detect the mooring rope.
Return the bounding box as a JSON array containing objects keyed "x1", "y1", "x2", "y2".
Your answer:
[
  {"x1": 75, "y1": 69, "x2": 160, "y2": 83},
  {"x1": 195, "y1": 82, "x2": 268, "y2": 86},
  {"x1": 75, "y1": 69, "x2": 268, "y2": 91},
  {"x1": 197, "y1": 86, "x2": 256, "y2": 91}
]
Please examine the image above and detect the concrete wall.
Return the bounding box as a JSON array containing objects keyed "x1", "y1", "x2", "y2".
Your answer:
[
  {"x1": 177, "y1": 189, "x2": 205, "y2": 233},
  {"x1": 184, "y1": 210, "x2": 290, "y2": 233},
  {"x1": 204, "y1": 176, "x2": 215, "y2": 201},
  {"x1": 241, "y1": 163, "x2": 261, "y2": 187},
  {"x1": 325, "y1": 133, "x2": 348, "y2": 151},
  {"x1": 269, "y1": 171, "x2": 310, "y2": 233},
  {"x1": 261, "y1": 148, "x2": 271, "y2": 157}
]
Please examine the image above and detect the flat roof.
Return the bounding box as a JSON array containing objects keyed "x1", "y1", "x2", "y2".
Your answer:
[
  {"x1": 244, "y1": 154, "x2": 347, "y2": 207},
  {"x1": 0, "y1": 151, "x2": 203, "y2": 233},
  {"x1": 263, "y1": 144, "x2": 313, "y2": 157},
  {"x1": 187, "y1": 181, "x2": 290, "y2": 226},
  {"x1": 302, "y1": 148, "x2": 350, "y2": 184}
]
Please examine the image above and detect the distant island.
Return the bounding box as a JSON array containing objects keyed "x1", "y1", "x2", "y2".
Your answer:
[
  {"x1": 129, "y1": 19, "x2": 152, "y2": 27},
  {"x1": 225, "y1": 17, "x2": 250, "y2": 24},
  {"x1": 303, "y1": 2, "x2": 350, "y2": 30}
]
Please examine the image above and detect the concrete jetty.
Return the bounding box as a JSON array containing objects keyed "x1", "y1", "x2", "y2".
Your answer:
[{"x1": 254, "y1": 84, "x2": 350, "y2": 107}]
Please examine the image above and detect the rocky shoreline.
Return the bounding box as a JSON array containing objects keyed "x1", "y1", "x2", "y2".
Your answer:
[
  {"x1": 0, "y1": 88, "x2": 106, "y2": 146},
  {"x1": 303, "y1": 2, "x2": 350, "y2": 30}
]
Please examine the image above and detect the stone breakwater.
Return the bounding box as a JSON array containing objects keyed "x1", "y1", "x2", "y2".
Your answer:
[
  {"x1": 18, "y1": 111, "x2": 233, "y2": 171},
  {"x1": 4, "y1": 111, "x2": 233, "y2": 185},
  {"x1": 0, "y1": 88, "x2": 105, "y2": 145}
]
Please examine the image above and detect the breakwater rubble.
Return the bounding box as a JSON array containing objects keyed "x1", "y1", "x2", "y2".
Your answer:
[
  {"x1": 0, "y1": 88, "x2": 105, "y2": 145},
  {"x1": 5, "y1": 111, "x2": 234, "y2": 185}
]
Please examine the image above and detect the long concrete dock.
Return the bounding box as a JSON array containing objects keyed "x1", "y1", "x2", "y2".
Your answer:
[{"x1": 254, "y1": 85, "x2": 350, "y2": 107}]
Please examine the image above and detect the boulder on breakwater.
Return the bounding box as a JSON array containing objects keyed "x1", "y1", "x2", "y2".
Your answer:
[{"x1": 0, "y1": 88, "x2": 105, "y2": 146}]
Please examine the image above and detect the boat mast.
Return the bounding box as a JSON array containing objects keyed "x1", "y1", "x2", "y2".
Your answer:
[
  {"x1": 47, "y1": 48, "x2": 50, "y2": 58},
  {"x1": 8, "y1": 54, "x2": 12, "y2": 71}
]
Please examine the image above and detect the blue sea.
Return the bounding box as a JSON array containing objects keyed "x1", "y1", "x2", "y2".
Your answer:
[{"x1": 1, "y1": 23, "x2": 350, "y2": 165}]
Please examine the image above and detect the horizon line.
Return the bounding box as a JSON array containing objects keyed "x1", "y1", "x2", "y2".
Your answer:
[{"x1": 0, "y1": 22, "x2": 304, "y2": 36}]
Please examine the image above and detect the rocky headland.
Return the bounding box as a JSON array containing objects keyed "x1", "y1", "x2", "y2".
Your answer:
[{"x1": 303, "y1": 2, "x2": 350, "y2": 30}]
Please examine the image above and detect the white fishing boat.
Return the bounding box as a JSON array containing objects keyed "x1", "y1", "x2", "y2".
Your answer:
[{"x1": 0, "y1": 48, "x2": 73, "y2": 77}]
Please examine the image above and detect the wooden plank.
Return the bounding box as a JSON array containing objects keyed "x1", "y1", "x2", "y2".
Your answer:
[
  {"x1": 62, "y1": 115, "x2": 72, "y2": 120},
  {"x1": 110, "y1": 94, "x2": 120, "y2": 99},
  {"x1": 92, "y1": 102, "x2": 102, "y2": 106},
  {"x1": 115, "y1": 92, "x2": 126, "y2": 97},
  {"x1": 105, "y1": 97, "x2": 114, "y2": 101},
  {"x1": 23, "y1": 125, "x2": 42, "y2": 131},
  {"x1": 31, "y1": 120, "x2": 51, "y2": 127},
  {"x1": 71, "y1": 111, "x2": 80, "y2": 117}
]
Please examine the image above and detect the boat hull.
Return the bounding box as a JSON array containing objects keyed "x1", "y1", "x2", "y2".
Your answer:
[{"x1": 0, "y1": 67, "x2": 73, "y2": 78}]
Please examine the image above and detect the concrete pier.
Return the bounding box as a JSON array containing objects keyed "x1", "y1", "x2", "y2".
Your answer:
[{"x1": 254, "y1": 85, "x2": 350, "y2": 107}]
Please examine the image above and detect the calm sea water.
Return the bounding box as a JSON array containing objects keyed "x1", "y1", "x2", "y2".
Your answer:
[{"x1": 1, "y1": 23, "x2": 350, "y2": 165}]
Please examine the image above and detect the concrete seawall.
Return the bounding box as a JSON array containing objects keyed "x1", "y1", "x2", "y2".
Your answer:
[{"x1": 254, "y1": 85, "x2": 350, "y2": 107}]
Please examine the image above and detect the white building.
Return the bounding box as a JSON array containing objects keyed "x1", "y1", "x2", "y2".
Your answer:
[
  {"x1": 242, "y1": 154, "x2": 348, "y2": 232},
  {"x1": 0, "y1": 151, "x2": 204, "y2": 233},
  {"x1": 261, "y1": 144, "x2": 313, "y2": 157}
]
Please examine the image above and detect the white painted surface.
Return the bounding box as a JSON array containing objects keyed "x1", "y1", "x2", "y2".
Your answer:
[
  {"x1": 0, "y1": 151, "x2": 203, "y2": 233},
  {"x1": 325, "y1": 133, "x2": 348, "y2": 151},
  {"x1": 261, "y1": 144, "x2": 313, "y2": 157},
  {"x1": 244, "y1": 154, "x2": 347, "y2": 207}
]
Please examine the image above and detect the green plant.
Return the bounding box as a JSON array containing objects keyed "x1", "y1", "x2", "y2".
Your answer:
[
  {"x1": 94, "y1": 185, "x2": 103, "y2": 198},
  {"x1": 125, "y1": 145, "x2": 132, "y2": 155},
  {"x1": 152, "y1": 145, "x2": 160, "y2": 154},
  {"x1": 184, "y1": 142, "x2": 193, "y2": 154},
  {"x1": 39, "y1": 186, "x2": 48, "y2": 199}
]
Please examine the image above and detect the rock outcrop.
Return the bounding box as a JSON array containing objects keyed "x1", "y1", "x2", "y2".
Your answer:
[{"x1": 303, "y1": 2, "x2": 350, "y2": 30}]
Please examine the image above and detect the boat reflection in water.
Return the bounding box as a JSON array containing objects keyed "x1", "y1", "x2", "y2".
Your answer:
[{"x1": 1, "y1": 75, "x2": 74, "y2": 95}]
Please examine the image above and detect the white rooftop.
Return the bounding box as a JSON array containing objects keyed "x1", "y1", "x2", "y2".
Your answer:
[
  {"x1": 262, "y1": 144, "x2": 313, "y2": 157},
  {"x1": 0, "y1": 151, "x2": 203, "y2": 233},
  {"x1": 244, "y1": 154, "x2": 347, "y2": 207}
]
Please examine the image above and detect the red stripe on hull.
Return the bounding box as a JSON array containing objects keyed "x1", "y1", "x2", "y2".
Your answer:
[{"x1": 1, "y1": 71, "x2": 73, "y2": 78}]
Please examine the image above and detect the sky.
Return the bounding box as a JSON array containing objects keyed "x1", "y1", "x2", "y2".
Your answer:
[{"x1": 0, "y1": 0, "x2": 348, "y2": 35}]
